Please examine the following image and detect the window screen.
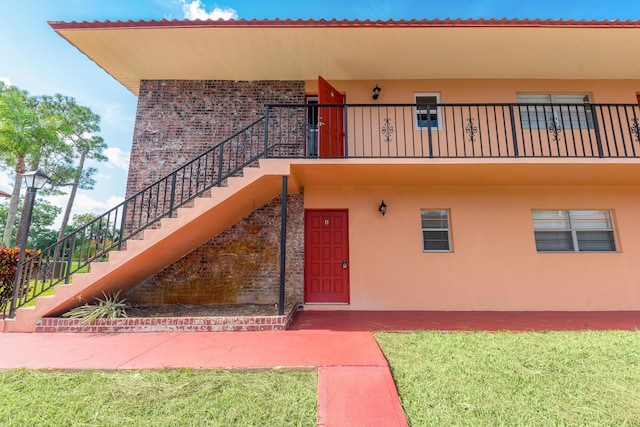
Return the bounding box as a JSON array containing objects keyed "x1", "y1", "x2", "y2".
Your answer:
[
  {"x1": 421, "y1": 209, "x2": 451, "y2": 251},
  {"x1": 532, "y1": 210, "x2": 616, "y2": 252},
  {"x1": 518, "y1": 94, "x2": 593, "y2": 130}
]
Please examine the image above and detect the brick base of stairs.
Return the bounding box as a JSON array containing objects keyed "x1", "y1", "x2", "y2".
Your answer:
[{"x1": 33, "y1": 305, "x2": 299, "y2": 333}]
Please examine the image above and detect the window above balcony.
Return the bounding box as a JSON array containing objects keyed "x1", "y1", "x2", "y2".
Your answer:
[
  {"x1": 517, "y1": 93, "x2": 594, "y2": 130},
  {"x1": 415, "y1": 93, "x2": 441, "y2": 130}
]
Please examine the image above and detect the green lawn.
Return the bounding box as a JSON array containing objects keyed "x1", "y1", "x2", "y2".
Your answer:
[
  {"x1": 0, "y1": 369, "x2": 317, "y2": 427},
  {"x1": 19, "y1": 261, "x2": 90, "y2": 308},
  {"x1": 376, "y1": 330, "x2": 640, "y2": 426}
]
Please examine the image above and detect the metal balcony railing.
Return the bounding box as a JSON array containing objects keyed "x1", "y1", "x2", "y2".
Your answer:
[
  {"x1": 265, "y1": 103, "x2": 640, "y2": 159},
  {"x1": 5, "y1": 102, "x2": 640, "y2": 316}
]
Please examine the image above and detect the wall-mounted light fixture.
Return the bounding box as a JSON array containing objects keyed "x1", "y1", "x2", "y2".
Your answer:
[
  {"x1": 378, "y1": 200, "x2": 387, "y2": 216},
  {"x1": 372, "y1": 85, "x2": 381, "y2": 100}
]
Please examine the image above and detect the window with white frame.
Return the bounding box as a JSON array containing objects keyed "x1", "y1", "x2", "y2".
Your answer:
[
  {"x1": 532, "y1": 210, "x2": 616, "y2": 252},
  {"x1": 518, "y1": 94, "x2": 593, "y2": 130},
  {"x1": 421, "y1": 209, "x2": 451, "y2": 251},
  {"x1": 415, "y1": 93, "x2": 441, "y2": 129}
]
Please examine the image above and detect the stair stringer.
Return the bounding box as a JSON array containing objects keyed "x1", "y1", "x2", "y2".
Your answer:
[{"x1": 9, "y1": 160, "x2": 297, "y2": 332}]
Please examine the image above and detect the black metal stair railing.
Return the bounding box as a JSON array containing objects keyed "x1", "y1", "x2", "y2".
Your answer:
[{"x1": 5, "y1": 116, "x2": 269, "y2": 316}]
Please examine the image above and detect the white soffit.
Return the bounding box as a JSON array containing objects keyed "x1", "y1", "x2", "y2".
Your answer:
[{"x1": 51, "y1": 20, "x2": 640, "y2": 95}]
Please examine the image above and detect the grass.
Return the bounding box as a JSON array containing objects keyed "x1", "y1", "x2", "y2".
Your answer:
[
  {"x1": 0, "y1": 369, "x2": 317, "y2": 427},
  {"x1": 17, "y1": 261, "x2": 90, "y2": 308},
  {"x1": 376, "y1": 330, "x2": 640, "y2": 426}
]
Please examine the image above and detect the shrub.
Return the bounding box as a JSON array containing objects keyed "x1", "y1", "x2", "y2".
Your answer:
[
  {"x1": 62, "y1": 291, "x2": 128, "y2": 324},
  {"x1": 0, "y1": 247, "x2": 40, "y2": 310}
]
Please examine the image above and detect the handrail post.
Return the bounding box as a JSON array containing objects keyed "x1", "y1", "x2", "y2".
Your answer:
[
  {"x1": 509, "y1": 105, "x2": 520, "y2": 157},
  {"x1": 118, "y1": 200, "x2": 128, "y2": 250},
  {"x1": 343, "y1": 104, "x2": 349, "y2": 158},
  {"x1": 427, "y1": 106, "x2": 433, "y2": 158},
  {"x1": 168, "y1": 174, "x2": 177, "y2": 218},
  {"x1": 263, "y1": 105, "x2": 270, "y2": 158},
  {"x1": 65, "y1": 234, "x2": 75, "y2": 283},
  {"x1": 217, "y1": 145, "x2": 224, "y2": 187},
  {"x1": 591, "y1": 104, "x2": 604, "y2": 157}
]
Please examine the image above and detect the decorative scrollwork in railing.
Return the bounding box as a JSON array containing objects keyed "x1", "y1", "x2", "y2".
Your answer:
[
  {"x1": 630, "y1": 118, "x2": 640, "y2": 143},
  {"x1": 548, "y1": 116, "x2": 563, "y2": 142},
  {"x1": 382, "y1": 118, "x2": 394, "y2": 143},
  {"x1": 465, "y1": 117, "x2": 478, "y2": 143}
]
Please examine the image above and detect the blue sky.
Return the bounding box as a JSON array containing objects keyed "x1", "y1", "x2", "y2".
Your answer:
[{"x1": 0, "y1": 0, "x2": 638, "y2": 221}]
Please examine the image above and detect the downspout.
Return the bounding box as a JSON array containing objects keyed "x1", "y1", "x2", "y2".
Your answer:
[{"x1": 278, "y1": 176, "x2": 288, "y2": 316}]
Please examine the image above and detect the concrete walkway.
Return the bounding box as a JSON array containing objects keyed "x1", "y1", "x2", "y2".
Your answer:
[{"x1": 0, "y1": 330, "x2": 408, "y2": 426}]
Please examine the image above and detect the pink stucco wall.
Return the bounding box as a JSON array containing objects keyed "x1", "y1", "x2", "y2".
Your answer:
[
  {"x1": 305, "y1": 78, "x2": 640, "y2": 104},
  {"x1": 303, "y1": 183, "x2": 640, "y2": 311}
]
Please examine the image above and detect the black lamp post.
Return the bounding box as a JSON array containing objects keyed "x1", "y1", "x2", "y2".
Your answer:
[{"x1": 9, "y1": 171, "x2": 51, "y2": 316}]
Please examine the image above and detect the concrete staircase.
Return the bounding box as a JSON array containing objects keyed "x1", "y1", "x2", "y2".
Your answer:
[{"x1": 3, "y1": 160, "x2": 297, "y2": 332}]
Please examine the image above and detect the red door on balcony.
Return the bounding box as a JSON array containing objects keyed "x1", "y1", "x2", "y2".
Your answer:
[
  {"x1": 304, "y1": 210, "x2": 350, "y2": 303},
  {"x1": 318, "y1": 76, "x2": 345, "y2": 157}
]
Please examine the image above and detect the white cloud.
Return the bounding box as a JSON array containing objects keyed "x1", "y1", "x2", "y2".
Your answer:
[
  {"x1": 0, "y1": 171, "x2": 13, "y2": 194},
  {"x1": 0, "y1": 76, "x2": 11, "y2": 86},
  {"x1": 180, "y1": 1, "x2": 238, "y2": 20},
  {"x1": 104, "y1": 147, "x2": 130, "y2": 171},
  {"x1": 103, "y1": 103, "x2": 135, "y2": 131}
]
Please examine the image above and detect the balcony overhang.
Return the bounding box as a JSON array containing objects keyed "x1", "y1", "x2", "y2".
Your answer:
[
  {"x1": 285, "y1": 158, "x2": 640, "y2": 187},
  {"x1": 49, "y1": 19, "x2": 640, "y2": 96}
]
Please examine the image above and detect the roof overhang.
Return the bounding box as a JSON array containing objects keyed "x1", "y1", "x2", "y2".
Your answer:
[{"x1": 49, "y1": 19, "x2": 640, "y2": 95}]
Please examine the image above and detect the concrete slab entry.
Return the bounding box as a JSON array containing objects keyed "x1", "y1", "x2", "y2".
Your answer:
[{"x1": 318, "y1": 366, "x2": 408, "y2": 427}]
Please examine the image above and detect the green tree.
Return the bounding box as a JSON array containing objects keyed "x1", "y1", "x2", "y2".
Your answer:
[
  {"x1": 0, "y1": 83, "x2": 68, "y2": 247},
  {"x1": 0, "y1": 197, "x2": 61, "y2": 250},
  {"x1": 39, "y1": 95, "x2": 107, "y2": 241}
]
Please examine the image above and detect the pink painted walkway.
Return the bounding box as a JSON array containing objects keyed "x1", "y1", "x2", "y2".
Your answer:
[{"x1": 0, "y1": 330, "x2": 408, "y2": 426}]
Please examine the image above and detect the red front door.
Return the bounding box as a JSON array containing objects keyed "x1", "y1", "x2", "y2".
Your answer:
[
  {"x1": 318, "y1": 76, "x2": 345, "y2": 157},
  {"x1": 304, "y1": 210, "x2": 350, "y2": 303}
]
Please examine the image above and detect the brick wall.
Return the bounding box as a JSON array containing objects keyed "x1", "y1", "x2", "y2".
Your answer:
[
  {"x1": 125, "y1": 192, "x2": 304, "y2": 306},
  {"x1": 126, "y1": 80, "x2": 305, "y2": 197},
  {"x1": 122, "y1": 80, "x2": 306, "y2": 307}
]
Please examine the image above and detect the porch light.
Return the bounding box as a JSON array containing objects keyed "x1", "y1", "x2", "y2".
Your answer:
[
  {"x1": 372, "y1": 85, "x2": 381, "y2": 100},
  {"x1": 378, "y1": 200, "x2": 387, "y2": 216}
]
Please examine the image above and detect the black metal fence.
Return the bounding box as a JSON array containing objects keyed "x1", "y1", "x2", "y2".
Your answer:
[{"x1": 6, "y1": 102, "x2": 640, "y2": 316}]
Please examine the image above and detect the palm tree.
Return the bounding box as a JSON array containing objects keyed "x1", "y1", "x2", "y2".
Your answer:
[{"x1": 0, "y1": 84, "x2": 65, "y2": 247}]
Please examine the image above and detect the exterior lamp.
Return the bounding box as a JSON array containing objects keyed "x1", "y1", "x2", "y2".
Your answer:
[
  {"x1": 21, "y1": 170, "x2": 51, "y2": 191},
  {"x1": 378, "y1": 200, "x2": 387, "y2": 216},
  {"x1": 9, "y1": 170, "x2": 51, "y2": 316},
  {"x1": 372, "y1": 85, "x2": 381, "y2": 100}
]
